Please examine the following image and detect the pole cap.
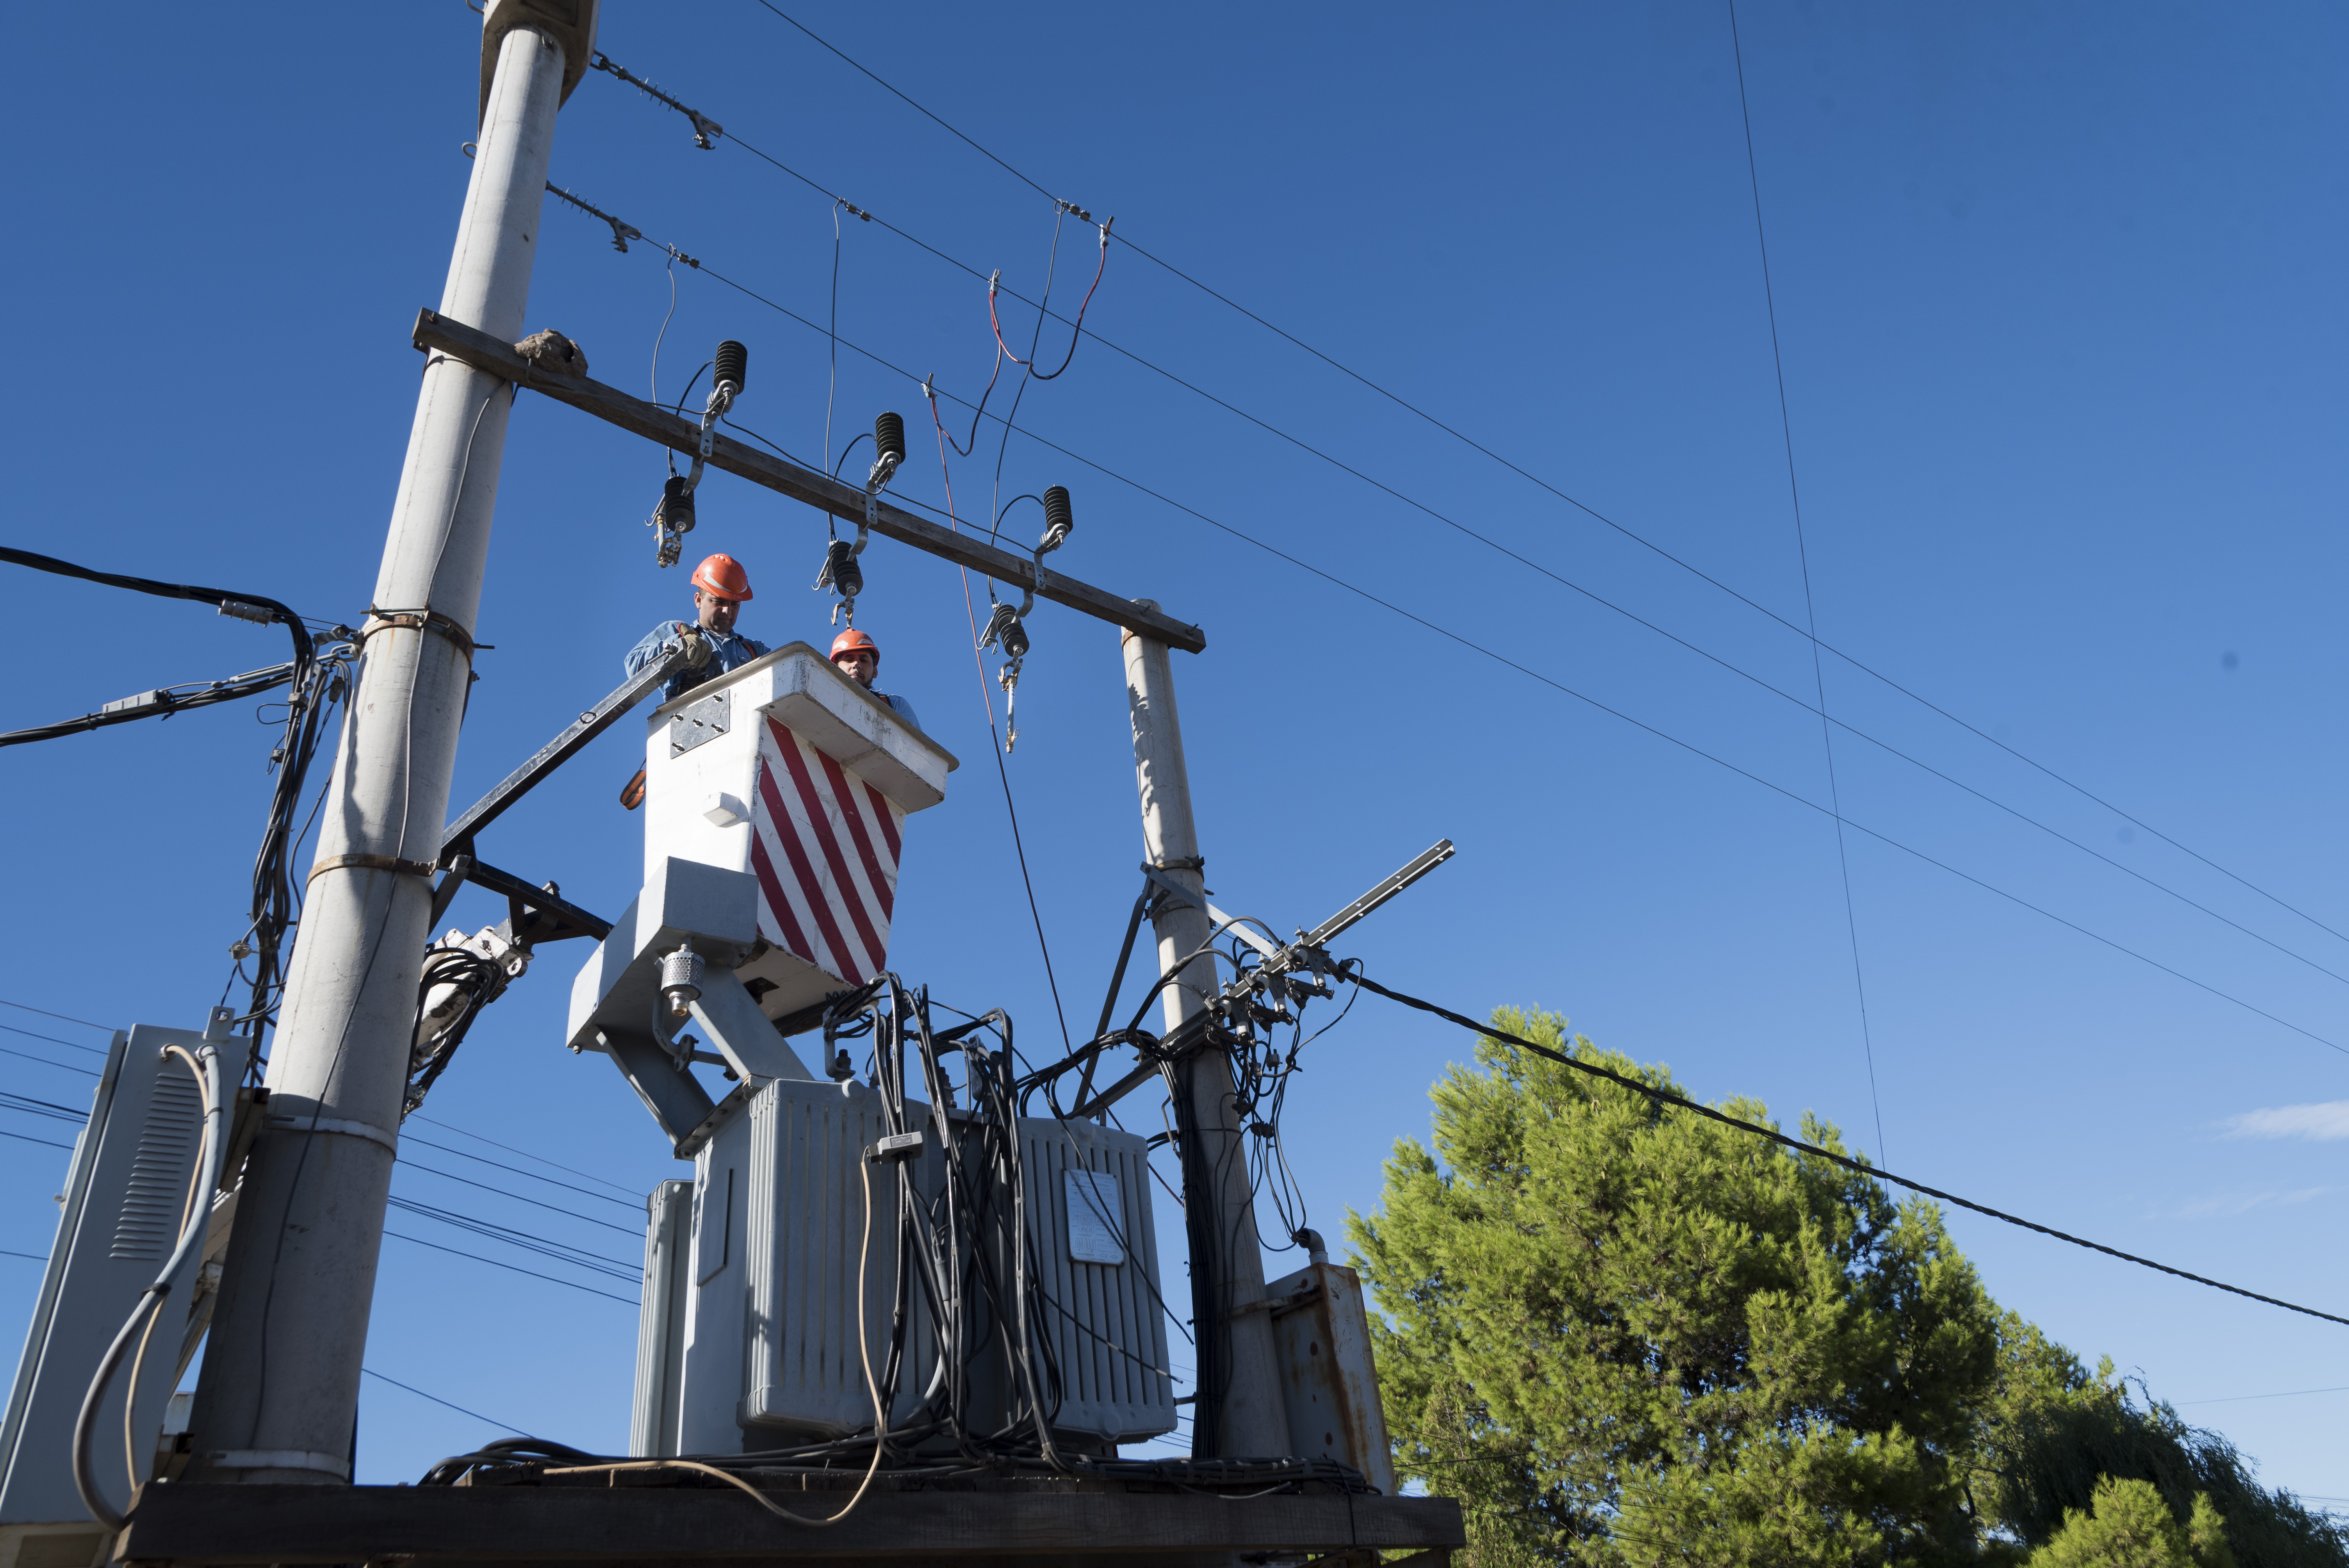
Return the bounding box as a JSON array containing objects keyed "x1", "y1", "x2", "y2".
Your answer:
[{"x1": 479, "y1": 0, "x2": 601, "y2": 127}]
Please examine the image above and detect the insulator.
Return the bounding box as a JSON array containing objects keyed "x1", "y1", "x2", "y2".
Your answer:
[
  {"x1": 816, "y1": 538, "x2": 864, "y2": 600},
  {"x1": 874, "y1": 411, "x2": 905, "y2": 464},
  {"x1": 657, "y1": 474, "x2": 696, "y2": 529},
  {"x1": 980, "y1": 601, "x2": 1030, "y2": 661},
  {"x1": 215, "y1": 599, "x2": 274, "y2": 624},
  {"x1": 1043, "y1": 485, "x2": 1073, "y2": 543},
  {"x1": 713, "y1": 339, "x2": 748, "y2": 395}
]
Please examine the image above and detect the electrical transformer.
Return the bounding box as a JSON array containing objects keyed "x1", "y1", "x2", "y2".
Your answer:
[{"x1": 631, "y1": 1078, "x2": 1178, "y2": 1456}]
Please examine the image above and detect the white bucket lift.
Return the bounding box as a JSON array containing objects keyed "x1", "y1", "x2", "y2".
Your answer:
[
  {"x1": 565, "y1": 644, "x2": 957, "y2": 1157},
  {"x1": 639, "y1": 642, "x2": 954, "y2": 1023}
]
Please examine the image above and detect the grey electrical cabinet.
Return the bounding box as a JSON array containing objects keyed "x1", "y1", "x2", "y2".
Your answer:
[
  {"x1": 634, "y1": 1079, "x2": 1179, "y2": 1455},
  {"x1": 0, "y1": 1019, "x2": 249, "y2": 1529}
]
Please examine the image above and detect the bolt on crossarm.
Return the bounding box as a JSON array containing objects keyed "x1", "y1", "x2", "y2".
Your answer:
[
  {"x1": 1121, "y1": 608, "x2": 1289, "y2": 1460},
  {"x1": 184, "y1": 0, "x2": 596, "y2": 1488}
]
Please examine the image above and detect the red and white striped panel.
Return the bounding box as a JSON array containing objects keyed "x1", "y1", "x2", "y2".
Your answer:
[{"x1": 747, "y1": 716, "x2": 904, "y2": 986}]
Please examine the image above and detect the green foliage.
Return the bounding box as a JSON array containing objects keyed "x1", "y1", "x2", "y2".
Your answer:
[
  {"x1": 1349, "y1": 1009, "x2": 2346, "y2": 1566},
  {"x1": 1348, "y1": 1009, "x2": 2001, "y2": 1565},
  {"x1": 2026, "y1": 1477, "x2": 2235, "y2": 1568},
  {"x1": 1973, "y1": 1324, "x2": 2346, "y2": 1568}
]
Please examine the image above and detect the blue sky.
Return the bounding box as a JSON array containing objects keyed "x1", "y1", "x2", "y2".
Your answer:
[{"x1": 2, "y1": 0, "x2": 2344, "y2": 1502}]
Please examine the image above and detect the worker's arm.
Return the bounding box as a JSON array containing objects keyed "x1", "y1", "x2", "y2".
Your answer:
[
  {"x1": 880, "y1": 691, "x2": 921, "y2": 732},
  {"x1": 622, "y1": 621, "x2": 688, "y2": 680}
]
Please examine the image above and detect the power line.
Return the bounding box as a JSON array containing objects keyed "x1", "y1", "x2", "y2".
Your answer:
[
  {"x1": 382, "y1": 1229, "x2": 638, "y2": 1307},
  {"x1": 570, "y1": 83, "x2": 2349, "y2": 1001},
  {"x1": 2, "y1": 1249, "x2": 49, "y2": 1262},
  {"x1": 715, "y1": 7, "x2": 2349, "y2": 955},
  {"x1": 2178, "y1": 1384, "x2": 2349, "y2": 1407},
  {"x1": 361, "y1": 1367, "x2": 531, "y2": 1437},
  {"x1": 1347, "y1": 970, "x2": 2349, "y2": 1330},
  {"x1": 0, "y1": 1092, "x2": 88, "y2": 1122},
  {"x1": 0, "y1": 1044, "x2": 100, "y2": 1078},
  {"x1": 386, "y1": 1196, "x2": 639, "y2": 1282},
  {"x1": 0, "y1": 1022, "x2": 108, "y2": 1057},
  {"x1": 1725, "y1": 0, "x2": 1884, "y2": 1165},
  {"x1": 396, "y1": 1133, "x2": 642, "y2": 1211},
  {"x1": 394, "y1": 1159, "x2": 644, "y2": 1237},
  {"x1": 0, "y1": 1127, "x2": 75, "y2": 1152},
  {"x1": 0, "y1": 998, "x2": 116, "y2": 1034},
  {"x1": 673, "y1": 259, "x2": 2349, "y2": 1058},
  {"x1": 406, "y1": 1112, "x2": 643, "y2": 1198}
]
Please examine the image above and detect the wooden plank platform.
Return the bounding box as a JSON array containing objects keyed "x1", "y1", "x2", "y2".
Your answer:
[{"x1": 114, "y1": 1482, "x2": 1463, "y2": 1566}]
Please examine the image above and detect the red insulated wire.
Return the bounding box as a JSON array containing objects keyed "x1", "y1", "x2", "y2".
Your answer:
[{"x1": 1028, "y1": 226, "x2": 1110, "y2": 382}]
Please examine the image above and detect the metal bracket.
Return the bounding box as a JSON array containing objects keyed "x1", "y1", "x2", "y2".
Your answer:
[{"x1": 668, "y1": 689, "x2": 730, "y2": 757}]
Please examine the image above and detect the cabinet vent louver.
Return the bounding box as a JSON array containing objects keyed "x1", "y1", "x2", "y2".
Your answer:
[{"x1": 109, "y1": 1071, "x2": 200, "y2": 1261}]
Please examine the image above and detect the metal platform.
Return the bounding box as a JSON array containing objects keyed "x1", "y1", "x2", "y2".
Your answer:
[{"x1": 113, "y1": 1474, "x2": 1465, "y2": 1567}]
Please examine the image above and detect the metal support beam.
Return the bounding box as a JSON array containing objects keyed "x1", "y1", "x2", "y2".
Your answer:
[
  {"x1": 409, "y1": 309, "x2": 1207, "y2": 655},
  {"x1": 440, "y1": 636, "x2": 705, "y2": 856}
]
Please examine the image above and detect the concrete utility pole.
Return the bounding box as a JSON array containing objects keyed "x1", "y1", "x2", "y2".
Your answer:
[
  {"x1": 1121, "y1": 613, "x2": 1288, "y2": 1459},
  {"x1": 188, "y1": 1, "x2": 595, "y2": 1484}
]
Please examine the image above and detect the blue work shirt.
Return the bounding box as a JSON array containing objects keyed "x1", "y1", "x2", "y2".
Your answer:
[{"x1": 624, "y1": 620, "x2": 771, "y2": 705}]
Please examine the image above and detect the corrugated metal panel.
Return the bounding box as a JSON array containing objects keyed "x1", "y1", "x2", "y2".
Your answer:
[
  {"x1": 1018, "y1": 1117, "x2": 1178, "y2": 1446},
  {"x1": 108, "y1": 1072, "x2": 200, "y2": 1262},
  {"x1": 629, "y1": 1181, "x2": 692, "y2": 1458},
  {"x1": 740, "y1": 1080, "x2": 931, "y2": 1441}
]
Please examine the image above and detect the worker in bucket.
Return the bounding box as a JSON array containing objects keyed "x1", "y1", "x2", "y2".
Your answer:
[
  {"x1": 618, "y1": 554, "x2": 769, "y2": 809},
  {"x1": 830, "y1": 627, "x2": 921, "y2": 732},
  {"x1": 625, "y1": 553, "x2": 770, "y2": 704}
]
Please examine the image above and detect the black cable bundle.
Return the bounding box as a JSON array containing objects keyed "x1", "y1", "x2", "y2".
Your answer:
[
  {"x1": 405, "y1": 944, "x2": 514, "y2": 1115},
  {"x1": 0, "y1": 545, "x2": 353, "y2": 1065}
]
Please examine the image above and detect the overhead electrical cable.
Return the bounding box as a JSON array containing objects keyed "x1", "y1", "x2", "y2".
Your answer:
[
  {"x1": 0, "y1": 998, "x2": 115, "y2": 1034},
  {"x1": 708, "y1": 11, "x2": 2347, "y2": 953},
  {"x1": 1725, "y1": 0, "x2": 1884, "y2": 1163},
  {"x1": 396, "y1": 1133, "x2": 642, "y2": 1210},
  {"x1": 360, "y1": 1367, "x2": 531, "y2": 1437},
  {"x1": 0, "y1": 1128, "x2": 75, "y2": 1152},
  {"x1": 0, "y1": 663, "x2": 298, "y2": 749},
  {"x1": 0, "y1": 1046, "x2": 100, "y2": 1079},
  {"x1": 406, "y1": 1112, "x2": 642, "y2": 1198},
  {"x1": 1347, "y1": 970, "x2": 2349, "y2": 1329},
  {"x1": 561, "y1": 115, "x2": 2349, "y2": 995},
  {"x1": 654, "y1": 255, "x2": 2349, "y2": 1058},
  {"x1": 382, "y1": 1229, "x2": 638, "y2": 1306},
  {"x1": 1, "y1": 1023, "x2": 108, "y2": 1057},
  {"x1": 394, "y1": 1158, "x2": 644, "y2": 1237},
  {"x1": 386, "y1": 1196, "x2": 639, "y2": 1281}
]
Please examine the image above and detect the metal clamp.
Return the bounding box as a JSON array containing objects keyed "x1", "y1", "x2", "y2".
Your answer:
[
  {"x1": 306, "y1": 853, "x2": 438, "y2": 886},
  {"x1": 361, "y1": 607, "x2": 478, "y2": 662},
  {"x1": 265, "y1": 1115, "x2": 400, "y2": 1155}
]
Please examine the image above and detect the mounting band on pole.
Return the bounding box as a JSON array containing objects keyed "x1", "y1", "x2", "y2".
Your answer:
[
  {"x1": 361, "y1": 607, "x2": 480, "y2": 661},
  {"x1": 305, "y1": 853, "x2": 439, "y2": 885},
  {"x1": 204, "y1": 1449, "x2": 352, "y2": 1479},
  {"x1": 265, "y1": 1115, "x2": 401, "y2": 1155}
]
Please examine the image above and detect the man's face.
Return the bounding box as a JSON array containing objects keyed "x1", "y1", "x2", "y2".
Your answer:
[
  {"x1": 833, "y1": 649, "x2": 878, "y2": 688},
  {"x1": 695, "y1": 589, "x2": 738, "y2": 633}
]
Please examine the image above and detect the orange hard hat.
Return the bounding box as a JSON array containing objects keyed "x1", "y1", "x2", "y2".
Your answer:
[
  {"x1": 830, "y1": 627, "x2": 879, "y2": 663},
  {"x1": 691, "y1": 553, "x2": 753, "y2": 601}
]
